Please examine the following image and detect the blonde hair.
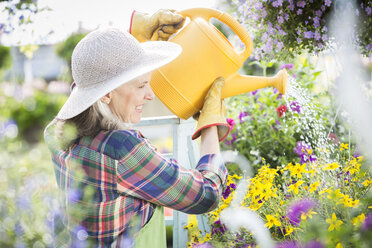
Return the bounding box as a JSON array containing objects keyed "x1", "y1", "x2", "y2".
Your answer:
[{"x1": 54, "y1": 100, "x2": 132, "y2": 149}]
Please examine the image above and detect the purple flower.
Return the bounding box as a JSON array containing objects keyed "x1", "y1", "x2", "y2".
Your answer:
[
  {"x1": 239, "y1": 111, "x2": 250, "y2": 123},
  {"x1": 305, "y1": 240, "x2": 325, "y2": 248},
  {"x1": 280, "y1": 64, "x2": 293, "y2": 70},
  {"x1": 272, "y1": 0, "x2": 283, "y2": 8},
  {"x1": 289, "y1": 101, "x2": 301, "y2": 113},
  {"x1": 304, "y1": 31, "x2": 314, "y2": 39},
  {"x1": 314, "y1": 31, "x2": 321, "y2": 40},
  {"x1": 362, "y1": 213, "x2": 372, "y2": 231},
  {"x1": 297, "y1": 1, "x2": 306, "y2": 8},
  {"x1": 68, "y1": 188, "x2": 82, "y2": 202},
  {"x1": 225, "y1": 132, "x2": 237, "y2": 146},
  {"x1": 276, "y1": 41, "x2": 284, "y2": 52},
  {"x1": 230, "y1": 183, "x2": 236, "y2": 190},
  {"x1": 16, "y1": 195, "x2": 31, "y2": 210},
  {"x1": 322, "y1": 34, "x2": 328, "y2": 41},
  {"x1": 315, "y1": 10, "x2": 322, "y2": 17},
  {"x1": 321, "y1": 5, "x2": 326, "y2": 11},
  {"x1": 325, "y1": 0, "x2": 332, "y2": 7},
  {"x1": 293, "y1": 141, "x2": 311, "y2": 156},
  {"x1": 366, "y1": 6, "x2": 371, "y2": 16},
  {"x1": 300, "y1": 153, "x2": 317, "y2": 164},
  {"x1": 211, "y1": 219, "x2": 227, "y2": 234},
  {"x1": 251, "y1": 90, "x2": 258, "y2": 95},
  {"x1": 278, "y1": 15, "x2": 284, "y2": 23},
  {"x1": 276, "y1": 241, "x2": 300, "y2": 248},
  {"x1": 193, "y1": 243, "x2": 214, "y2": 248},
  {"x1": 289, "y1": 3, "x2": 295, "y2": 11},
  {"x1": 287, "y1": 199, "x2": 317, "y2": 226},
  {"x1": 297, "y1": 9, "x2": 303, "y2": 15},
  {"x1": 297, "y1": 37, "x2": 302, "y2": 43},
  {"x1": 353, "y1": 145, "x2": 361, "y2": 158},
  {"x1": 222, "y1": 187, "x2": 231, "y2": 199}
]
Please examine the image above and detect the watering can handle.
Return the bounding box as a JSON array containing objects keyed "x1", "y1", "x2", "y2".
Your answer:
[{"x1": 178, "y1": 8, "x2": 253, "y2": 62}]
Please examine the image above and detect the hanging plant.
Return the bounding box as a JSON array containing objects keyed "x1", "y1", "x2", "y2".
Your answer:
[{"x1": 231, "y1": 0, "x2": 372, "y2": 61}]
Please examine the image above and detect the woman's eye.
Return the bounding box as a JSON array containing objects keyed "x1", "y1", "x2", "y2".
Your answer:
[{"x1": 139, "y1": 85, "x2": 145, "y2": 88}]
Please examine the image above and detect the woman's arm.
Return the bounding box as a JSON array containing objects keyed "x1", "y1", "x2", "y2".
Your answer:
[
  {"x1": 200, "y1": 126, "x2": 220, "y2": 156},
  {"x1": 115, "y1": 132, "x2": 227, "y2": 214}
]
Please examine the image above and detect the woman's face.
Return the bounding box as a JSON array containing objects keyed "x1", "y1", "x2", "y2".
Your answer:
[{"x1": 104, "y1": 72, "x2": 155, "y2": 124}]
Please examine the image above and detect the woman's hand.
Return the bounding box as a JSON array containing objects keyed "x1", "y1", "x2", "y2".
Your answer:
[
  {"x1": 130, "y1": 9, "x2": 185, "y2": 42},
  {"x1": 192, "y1": 77, "x2": 231, "y2": 143}
]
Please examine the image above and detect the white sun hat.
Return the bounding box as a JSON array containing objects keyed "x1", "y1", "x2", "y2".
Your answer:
[{"x1": 56, "y1": 28, "x2": 182, "y2": 120}]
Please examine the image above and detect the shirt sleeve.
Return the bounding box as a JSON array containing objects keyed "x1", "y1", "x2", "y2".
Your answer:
[{"x1": 115, "y1": 133, "x2": 228, "y2": 214}]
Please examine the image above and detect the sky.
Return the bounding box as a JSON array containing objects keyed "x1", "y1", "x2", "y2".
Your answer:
[{"x1": 1, "y1": 0, "x2": 218, "y2": 46}]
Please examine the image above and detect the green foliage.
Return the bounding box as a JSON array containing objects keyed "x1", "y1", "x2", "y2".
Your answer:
[
  {"x1": 55, "y1": 33, "x2": 86, "y2": 65},
  {"x1": 0, "y1": 44, "x2": 12, "y2": 81},
  {"x1": 222, "y1": 56, "x2": 338, "y2": 171},
  {"x1": 0, "y1": 139, "x2": 58, "y2": 247},
  {"x1": 0, "y1": 44, "x2": 12, "y2": 69},
  {"x1": 223, "y1": 88, "x2": 299, "y2": 168},
  {"x1": 0, "y1": 89, "x2": 67, "y2": 143}
]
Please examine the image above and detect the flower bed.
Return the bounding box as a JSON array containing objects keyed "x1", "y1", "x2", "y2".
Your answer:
[{"x1": 188, "y1": 151, "x2": 371, "y2": 247}]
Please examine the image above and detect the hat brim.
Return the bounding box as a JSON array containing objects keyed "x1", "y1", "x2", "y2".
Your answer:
[{"x1": 56, "y1": 41, "x2": 182, "y2": 120}]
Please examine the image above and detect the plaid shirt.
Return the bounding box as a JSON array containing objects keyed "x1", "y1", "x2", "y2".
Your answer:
[{"x1": 44, "y1": 121, "x2": 228, "y2": 247}]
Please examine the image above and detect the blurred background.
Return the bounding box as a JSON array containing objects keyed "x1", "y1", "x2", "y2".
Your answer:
[{"x1": 0, "y1": 0, "x2": 371, "y2": 247}]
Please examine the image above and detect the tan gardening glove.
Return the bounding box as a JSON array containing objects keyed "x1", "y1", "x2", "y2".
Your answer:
[
  {"x1": 130, "y1": 9, "x2": 185, "y2": 42},
  {"x1": 192, "y1": 77, "x2": 231, "y2": 142}
]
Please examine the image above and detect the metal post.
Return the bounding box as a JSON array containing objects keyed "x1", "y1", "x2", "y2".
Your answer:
[{"x1": 136, "y1": 116, "x2": 211, "y2": 248}]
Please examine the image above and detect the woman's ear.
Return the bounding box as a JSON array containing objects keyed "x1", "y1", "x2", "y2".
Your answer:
[{"x1": 100, "y1": 92, "x2": 112, "y2": 105}]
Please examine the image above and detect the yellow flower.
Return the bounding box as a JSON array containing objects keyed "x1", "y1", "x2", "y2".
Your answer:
[
  {"x1": 280, "y1": 200, "x2": 284, "y2": 206},
  {"x1": 340, "y1": 143, "x2": 349, "y2": 151},
  {"x1": 309, "y1": 181, "x2": 319, "y2": 193},
  {"x1": 306, "y1": 149, "x2": 313, "y2": 154},
  {"x1": 289, "y1": 163, "x2": 307, "y2": 178},
  {"x1": 307, "y1": 168, "x2": 316, "y2": 177},
  {"x1": 284, "y1": 226, "x2": 294, "y2": 236},
  {"x1": 345, "y1": 159, "x2": 361, "y2": 175},
  {"x1": 301, "y1": 210, "x2": 317, "y2": 221},
  {"x1": 362, "y1": 179, "x2": 372, "y2": 187},
  {"x1": 319, "y1": 187, "x2": 332, "y2": 195},
  {"x1": 231, "y1": 174, "x2": 242, "y2": 180},
  {"x1": 349, "y1": 199, "x2": 359, "y2": 208},
  {"x1": 327, "y1": 189, "x2": 344, "y2": 204},
  {"x1": 265, "y1": 214, "x2": 281, "y2": 229},
  {"x1": 282, "y1": 162, "x2": 294, "y2": 172},
  {"x1": 288, "y1": 180, "x2": 304, "y2": 195},
  {"x1": 323, "y1": 162, "x2": 340, "y2": 171},
  {"x1": 336, "y1": 243, "x2": 343, "y2": 248},
  {"x1": 352, "y1": 213, "x2": 366, "y2": 227},
  {"x1": 326, "y1": 213, "x2": 343, "y2": 231}
]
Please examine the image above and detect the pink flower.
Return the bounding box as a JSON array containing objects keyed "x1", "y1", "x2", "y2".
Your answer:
[{"x1": 226, "y1": 118, "x2": 236, "y2": 130}]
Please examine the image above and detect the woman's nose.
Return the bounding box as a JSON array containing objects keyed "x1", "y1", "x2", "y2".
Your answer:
[{"x1": 145, "y1": 85, "x2": 155, "y2": 100}]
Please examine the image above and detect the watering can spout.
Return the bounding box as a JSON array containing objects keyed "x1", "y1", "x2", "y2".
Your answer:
[{"x1": 221, "y1": 69, "x2": 288, "y2": 99}]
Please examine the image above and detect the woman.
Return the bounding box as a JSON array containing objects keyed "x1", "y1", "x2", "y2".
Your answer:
[{"x1": 44, "y1": 9, "x2": 230, "y2": 248}]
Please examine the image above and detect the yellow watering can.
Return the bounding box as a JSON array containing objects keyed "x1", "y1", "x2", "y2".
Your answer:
[{"x1": 150, "y1": 8, "x2": 288, "y2": 120}]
